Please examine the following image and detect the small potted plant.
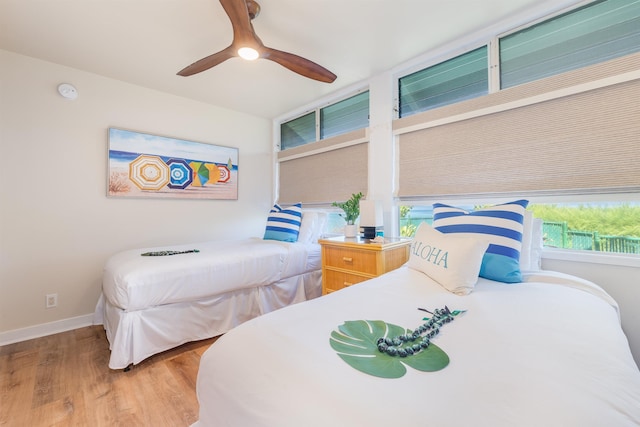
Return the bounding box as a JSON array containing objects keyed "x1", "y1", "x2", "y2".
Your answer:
[{"x1": 332, "y1": 192, "x2": 364, "y2": 237}]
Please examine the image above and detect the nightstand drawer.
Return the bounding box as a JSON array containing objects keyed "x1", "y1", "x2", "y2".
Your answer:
[
  {"x1": 323, "y1": 270, "x2": 369, "y2": 293},
  {"x1": 319, "y1": 236, "x2": 411, "y2": 296},
  {"x1": 323, "y1": 246, "x2": 377, "y2": 275}
]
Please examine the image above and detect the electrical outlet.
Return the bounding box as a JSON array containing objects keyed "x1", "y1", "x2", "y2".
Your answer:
[{"x1": 46, "y1": 293, "x2": 58, "y2": 309}]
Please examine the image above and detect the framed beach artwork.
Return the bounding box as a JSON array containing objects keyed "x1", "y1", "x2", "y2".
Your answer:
[{"x1": 107, "y1": 128, "x2": 238, "y2": 200}]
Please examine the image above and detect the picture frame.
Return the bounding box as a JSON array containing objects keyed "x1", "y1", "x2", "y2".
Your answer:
[{"x1": 107, "y1": 128, "x2": 238, "y2": 200}]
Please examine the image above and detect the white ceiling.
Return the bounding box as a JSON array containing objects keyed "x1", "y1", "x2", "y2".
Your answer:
[{"x1": 0, "y1": 0, "x2": 575, "y2": 120}]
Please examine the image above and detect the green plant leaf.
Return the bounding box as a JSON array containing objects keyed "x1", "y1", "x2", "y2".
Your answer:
[
  {"x1": 329, "y1": 320, "x2": 449, "y2": 378},
  {"x1": 332, "y1": 192, "x2": 364, "y2": 224}
]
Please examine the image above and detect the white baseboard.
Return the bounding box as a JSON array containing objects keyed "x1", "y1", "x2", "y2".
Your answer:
[{"x1": 0, "y1": 314, "x2": 96, "y2": 347}]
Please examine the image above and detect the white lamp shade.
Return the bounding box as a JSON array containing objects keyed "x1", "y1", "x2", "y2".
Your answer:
[{"x1": 359, "y1": 199, "x2": 383, "y2": 227}]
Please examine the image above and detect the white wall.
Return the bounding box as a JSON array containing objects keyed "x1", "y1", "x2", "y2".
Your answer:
[{"x1": 0, "y1": 50, "x2": 273, "y2": 337}]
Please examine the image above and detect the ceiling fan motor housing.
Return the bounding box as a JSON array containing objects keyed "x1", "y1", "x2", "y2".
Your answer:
[{"x1": 246, "y1": 0, "x2": 260, "y2": 19}]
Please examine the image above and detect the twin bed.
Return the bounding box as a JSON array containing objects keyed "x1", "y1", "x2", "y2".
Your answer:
[
  {"x1": 94, "y1": 208, "x2": 327, "y2": 369},
  {"x1": 190, "y1": 202, "x2": 640, "y2": 426},
  {"x1": 192, "y1": 265, "x2": 640, "y2": 426}
]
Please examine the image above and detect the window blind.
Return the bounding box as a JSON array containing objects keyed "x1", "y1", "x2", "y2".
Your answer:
[
  {"x1": 397, "y1": 53, "x2": 640, "y2": 200},
  {"x1": 278, "y1": 129, "x2": 368, "y2": 205}
]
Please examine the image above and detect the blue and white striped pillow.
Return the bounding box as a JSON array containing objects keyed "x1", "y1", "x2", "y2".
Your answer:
[
  {"x1": 263, "y1": 203, "x2": 302, "y2": 242},
  {"x1": 432, "y1": 200, "x2": 529, "y2": 283}
]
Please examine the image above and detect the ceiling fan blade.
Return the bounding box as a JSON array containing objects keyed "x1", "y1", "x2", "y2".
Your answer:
[
  {"x1": 262, "y1": 47, "x2": 337, "y2": 83},
  {"x1": 219, "y1": 0, "x2": 256, "y2": 47},
  {"x1": 178, "y1": 0, "x2": 255, "y2": 77},
  {"x1": 177, "y1": 46, "x2": 235, "y2": 76}
]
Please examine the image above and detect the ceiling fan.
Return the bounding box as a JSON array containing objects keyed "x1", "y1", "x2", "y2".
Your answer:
[{"x1": 177, "y1": 0, "x2": 337, "y2": 83}]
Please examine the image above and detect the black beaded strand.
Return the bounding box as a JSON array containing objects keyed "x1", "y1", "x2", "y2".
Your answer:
[
  {"x1": 141, "y1": 249, "x2": 200, "y2": 256},
  {"x1": 376, "y1": 306, "x2": 457, "y2": 358}
]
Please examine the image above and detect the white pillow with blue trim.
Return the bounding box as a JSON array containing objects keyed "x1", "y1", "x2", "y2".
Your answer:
[
  {"x1": 263, "y1": 203, "x2": 303, "y2": 242},
  {"x1": 432, "y1": 199, "x2": 529, "y2": 283}
]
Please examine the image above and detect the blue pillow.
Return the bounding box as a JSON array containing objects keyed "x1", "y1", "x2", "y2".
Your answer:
[
  {"x1": 263, "y1": 203, "x2": 302, "y2": 242},
  {"x1": 432, "y1": 200, "x2": 529, "y2": 283}
]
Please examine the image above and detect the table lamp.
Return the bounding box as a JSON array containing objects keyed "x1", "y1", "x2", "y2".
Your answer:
[{"x1": 359, "y1": 199, "x2": 383, "y2": 239}]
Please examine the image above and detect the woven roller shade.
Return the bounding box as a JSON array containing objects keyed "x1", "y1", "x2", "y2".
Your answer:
[
  {"x1": 279, "y1": 142, "x2": 368, "y2": 205},
  {"x1": 398, "y1": 77, "x2": 640, "y2": 199}
]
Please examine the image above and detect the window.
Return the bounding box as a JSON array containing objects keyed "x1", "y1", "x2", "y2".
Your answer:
[
  {"x1": 398, "y1": 46, "x2": 488, "y2": 118},
  {"x1": 279, "y1": 91, "x2": 369, "y2": 150},
  {"x1": 280, "y1": 112, "x2": 315, "y2": 150},
  {"x1": 500, "y1": 0, "x2": 640, "y2": 89},
  {"x1": 320, "y1": 91, "x2": 369, "y2": 140},
  {"x1": 399, "y1": 202, "x2": 640, "y2": 256}
]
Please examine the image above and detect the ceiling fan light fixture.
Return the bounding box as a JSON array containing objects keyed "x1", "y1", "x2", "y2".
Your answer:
[{"x1": 238, "y1": 47, "x2": 259, "y2": 60}]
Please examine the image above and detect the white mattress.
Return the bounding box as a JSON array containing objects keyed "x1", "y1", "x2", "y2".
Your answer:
[
  {"x1": 193, "y1": 266, "x2": 640, "y2": 427},
  {"x1": 102, "y1": 238, "x2": 320, "y2": 311}
]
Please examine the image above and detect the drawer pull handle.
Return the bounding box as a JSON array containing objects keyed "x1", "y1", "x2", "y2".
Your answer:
[
  {"x1": 343, "y1": 281, "x2": 353, "y2": 286},
  {"x1": 342, "y1": 257, "x2": 353, "y2": 262}
]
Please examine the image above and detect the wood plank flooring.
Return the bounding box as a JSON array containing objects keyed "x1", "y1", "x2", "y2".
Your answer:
[{"x1": 0, "y1": 326, "x2": 218, "y2": 426}]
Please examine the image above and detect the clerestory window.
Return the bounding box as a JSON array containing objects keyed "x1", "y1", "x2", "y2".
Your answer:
[{"x1": 280, "y1": 91, "x2": 369, "y2": 150}]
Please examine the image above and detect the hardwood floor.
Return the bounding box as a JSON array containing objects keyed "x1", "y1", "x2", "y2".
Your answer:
[{"x1": 0, "y1": 326, "x2": 218, "y2": 426}]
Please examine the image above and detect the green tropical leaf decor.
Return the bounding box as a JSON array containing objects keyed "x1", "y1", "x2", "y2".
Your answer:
[{"x1": 330, "y1": 319, "x2": 450, "y2": 379}]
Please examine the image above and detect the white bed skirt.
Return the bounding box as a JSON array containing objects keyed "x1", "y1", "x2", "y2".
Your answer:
[{"x1": 94, "y1": 270, "x2": 322, "y2": 369}]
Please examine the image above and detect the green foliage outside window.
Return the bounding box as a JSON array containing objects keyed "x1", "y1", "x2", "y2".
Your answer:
[
  {"x1": 399, "y1": 205, "x2": 418, "y2": 237},
  {"x1": 528, "y1": 204, "x2": 640, "y2": 238},
  {"x1": 529, "y1": 203, "x2": 640, "y2": 253}
]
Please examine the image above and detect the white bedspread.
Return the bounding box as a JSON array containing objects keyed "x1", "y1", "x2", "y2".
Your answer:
[
  {"x1": 194, "y1": 266, "x2": 640, "y2": 427},
  {"x1": 103, "y1": 238, "x2": 320, "y2": 311}
]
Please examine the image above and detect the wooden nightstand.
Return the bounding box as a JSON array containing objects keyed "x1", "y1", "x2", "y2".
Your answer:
[{"x1": 319, "y1": 236, "x2": 411, "y2": 295}]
